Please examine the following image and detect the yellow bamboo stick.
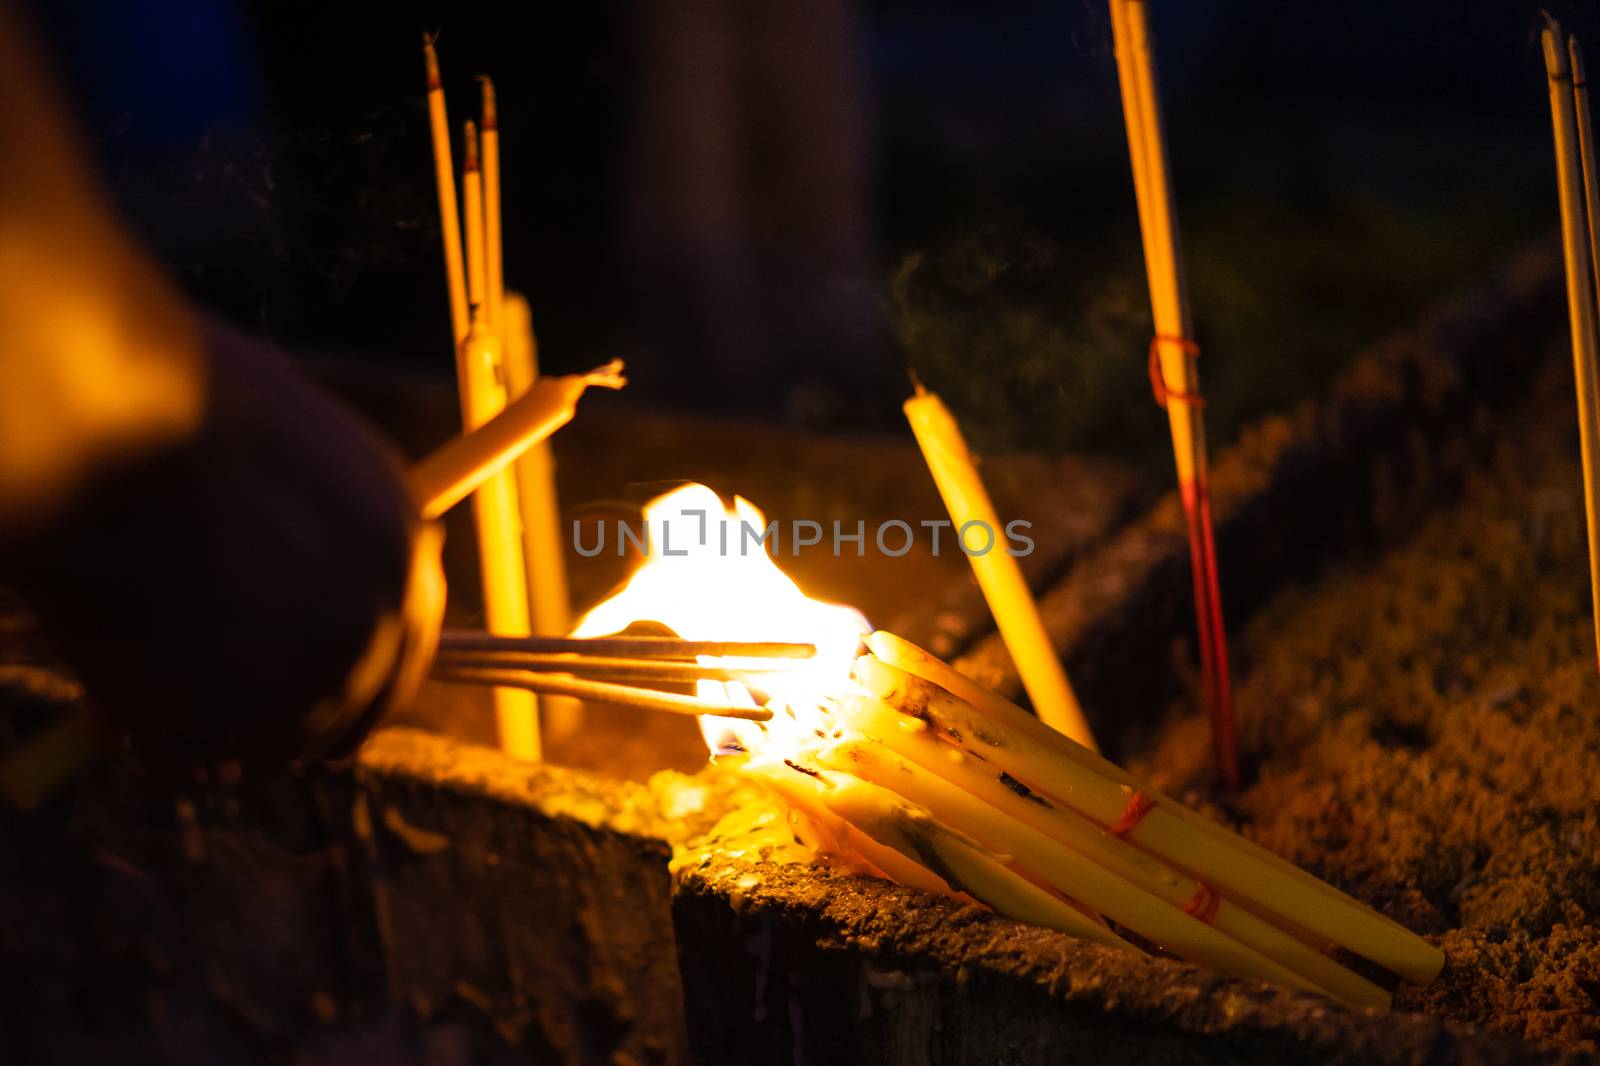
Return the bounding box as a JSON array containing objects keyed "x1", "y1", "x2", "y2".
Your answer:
[
  {"x1": 423, "y1": 39, "x2": 469, "y2": 346},
  {"x1": 818, "y1": 732, "x2": 1319, "y2": 993},
  {"x1": 1555, "y1": 25, "x2": 1600, "y2": 673},
  {"x1": 853, "y1": 650, "x2": 1443, "y2": 985},
  {"x1": 814, "y1": 769, "x2": 1139, "y2": 953},
  {"x1": 902, "y1": 386, "x2": 1094, "y2": 749},
  {"x1": 480, "y1": 77, "x2": 505, "y2": 337},
  {"x1": 842, "y1": 695, "x2": 1390, "y2": 1007},
  {"x1": 457, "y1": 307, "x2": 537, "y2": 760}
]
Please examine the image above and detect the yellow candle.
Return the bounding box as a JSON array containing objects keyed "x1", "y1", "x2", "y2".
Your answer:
[
  {"x1": 854, "y1": 651, "x2": 1444, "y2": 986},
  {"x1": 902, "y1": 386, "x2": 1094, "y2": 749},
  {"x1": 842, "y1": 695, "x2": 1389, "y2": 1007},
  {"x1": 422, "y1": 40, "x2": 468, "y2": 346},
  {"x1": 819, "y1": 731, "x2": 1316, "y2": 992},
  {"x1": 815, "y1": 769, "x2": 1136, "y2": 953},
  {"x1": 865, "y1": 630, "x2": 1431, "y2": 941},
  {"x1": 500, "y1": 295, "x2": 582, "y2": 741},
  {"x1": 409, "y1": 360, "x2": 625, "y2": 521},
  {"x1": 457, "y1": 309, "x2": 538, "y2": 760}
]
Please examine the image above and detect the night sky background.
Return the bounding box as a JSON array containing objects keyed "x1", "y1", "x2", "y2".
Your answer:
[{"x1": 19, "y1": 0, "x2": 1591, "y2": 468}]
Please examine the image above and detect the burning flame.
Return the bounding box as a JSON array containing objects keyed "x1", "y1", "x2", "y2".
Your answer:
[{"x1": 571, "y1": 483, "x2": 869, "y2": 755}]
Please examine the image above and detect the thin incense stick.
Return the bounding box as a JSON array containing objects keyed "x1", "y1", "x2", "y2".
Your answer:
[
  {"x1": 1109, "y1": 0, "x2": 1237, "y2": 786},
  {"x1": 432, "y1": 651, "x2": 802, "y2": 684},
  {"x1": 1560, "y1": 26, "x2": 1600, "y2": 674},
  {"x1": 437, "y1": 630, "x2": 816, "y2": 660},
  {"x1": 462, "y1": 120, "x2": 487, "y2": 310},
  {"x1": 423, "y1": 38, "x2": 469, "y2": 346},
  {"x1": 431, "y1": 668, "x2": 774, "y2": 721},
  {"x1": 502, "y1": 298, "x2": 573, "y2": 638},
  {"x1": 480, "y1": 77, "x2": 505, "y2": 336}
]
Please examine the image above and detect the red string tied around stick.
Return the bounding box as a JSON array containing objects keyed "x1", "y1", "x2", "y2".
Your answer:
[{"x1": 1148, "y1": 335, "x2": 1204, "y2": 409}]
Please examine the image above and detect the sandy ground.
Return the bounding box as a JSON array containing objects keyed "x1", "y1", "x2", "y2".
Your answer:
[{"x1": 1136, "y1": 358, "x2": 1600, "y2": 1054}]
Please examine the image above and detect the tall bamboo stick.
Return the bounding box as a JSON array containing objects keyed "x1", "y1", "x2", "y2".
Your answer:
[
  {"x1": 1109, "y1": 0, "x2": 1236, "y2": 786},
  {"x1": 1556, "y1": 25, "x2": 1600, "y2": 674}
]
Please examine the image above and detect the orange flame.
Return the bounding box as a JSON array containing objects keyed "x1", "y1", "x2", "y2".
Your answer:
[{"x1": 571, "y1": 484, "x2": 869, "y2": 754}]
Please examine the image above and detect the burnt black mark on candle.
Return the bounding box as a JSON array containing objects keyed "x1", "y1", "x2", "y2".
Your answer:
[
  {"x1": 999, "y1": 772, "x2": 1032, "y2": 798},
  {"x1": 971, "y1": 726, "x2": 1002, "y2": 748},
  {"x1": 783, "y1": 759, "x2": 821, "y2": 779}
]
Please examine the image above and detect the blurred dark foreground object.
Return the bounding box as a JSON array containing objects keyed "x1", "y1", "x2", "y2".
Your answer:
[
  {"x1": 0, "y1": 4, "x2": 442, "y2": 778},
  {"x1": 3, "y1": 321, "x2": 443, "y2": 770}
]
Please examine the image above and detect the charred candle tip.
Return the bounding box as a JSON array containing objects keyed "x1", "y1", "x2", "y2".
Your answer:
[
  {"x1": 1543, "y1": 14, "x2": 1571, "y2": 77},
  {"x1": 463, "y1": 120, "x2": 479, "y2": 170},
  {"x1": 478, "y1": 75, "x2": 497, "y2": 128},
  {"x1": 423, "y1": 36, "x2": 443, "y2": 90}
]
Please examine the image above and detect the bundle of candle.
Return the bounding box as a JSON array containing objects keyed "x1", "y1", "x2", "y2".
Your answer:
[{"x1": 574, "y1": 483, "x2": 1442, "y2": 1007}]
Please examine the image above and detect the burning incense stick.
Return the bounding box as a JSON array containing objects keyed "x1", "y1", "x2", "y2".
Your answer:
[
  {"x1": 431, "y1": 667, "x2": 773, "y2": 721},
  {"x1": 409, "y1": 360, "x2": 625, "y2": 520},
  {"x1": 1549, "y1": 20, "x2": 1600, "y2": 675},
  {"x1": 423, "y1": 37, "x2": 468, "y2": 346},
  {"x1": 480, "y1": 77, "x2": 505, "y2": 335},
  {"x1": 902, "y1": 384, "x2": 1095, "y2": 750},
  {"x1": 437, "y1": 630, "x2": 816, "y2": 660},
  {"x1": 431, "y1": 651, "x2": 804, "y2": 685},
  {"x1": 1109, "y1": 0, "x2": 1237, "y2": 787}
]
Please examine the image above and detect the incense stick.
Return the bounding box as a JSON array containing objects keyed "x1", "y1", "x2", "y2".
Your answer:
[
  {"x1": 462, "y1": 119, "x2": 487, "y2": 310},
  {"x1": 1109, "y1": 0, "x2": 1237, "y2": 786},
  {"x1": 437, "y1": 630, "x2": 816, "y2": 660},
  {"x1": 423, "y1": 37, "x2": 469, "y2": 346},
  {"x1": 1555, "y1": 24, "x2": 1600, "y2": 675},
  {"x1": 480, "y1": 77, "x2": 505, "y2": 336},
  {"x1": 432, "y1": 651, "x2": 802, "y2": 684},
  {"x1": 431, "y1": 668, "x2": 774, "y2": 721}
]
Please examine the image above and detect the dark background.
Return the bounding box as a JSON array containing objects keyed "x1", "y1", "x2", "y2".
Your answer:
[{"x1": 19, "y1": 0, "x2": 1586, "y2": 469}]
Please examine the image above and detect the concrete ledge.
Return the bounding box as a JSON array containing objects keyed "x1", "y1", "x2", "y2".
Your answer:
[
  {"x1": 0, "y1": 724, "x2": 688, "y2": 1065},
  {"x1": 673, "y1": 859, "x2": 1574, "y2": 1066}
]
